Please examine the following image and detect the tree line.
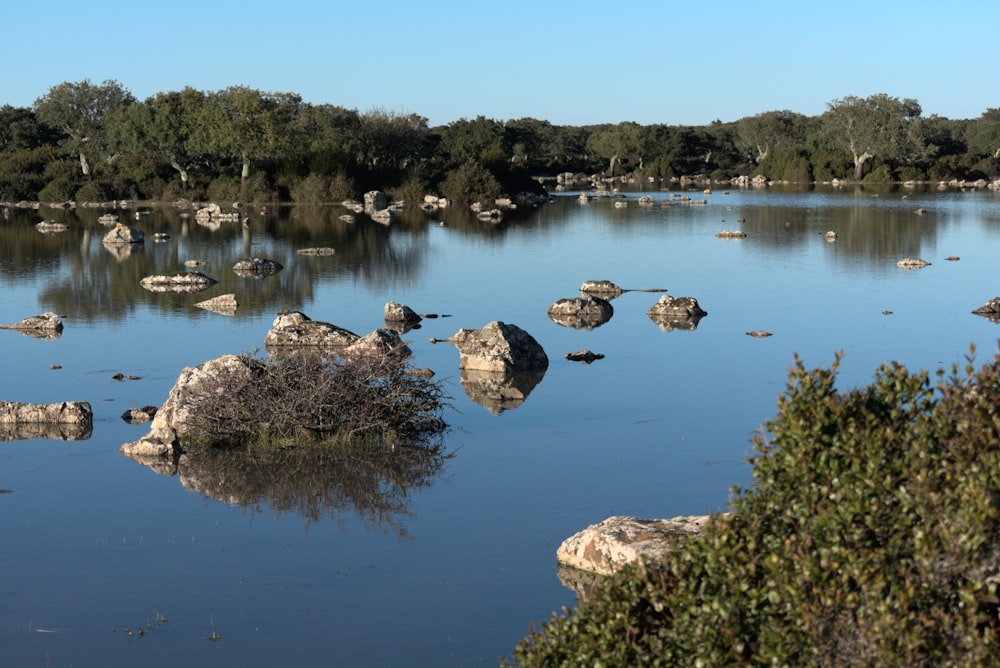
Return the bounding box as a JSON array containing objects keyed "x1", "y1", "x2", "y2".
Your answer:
[{"x1": 1, "y1": 80, "x2": 998, "y2": 206}]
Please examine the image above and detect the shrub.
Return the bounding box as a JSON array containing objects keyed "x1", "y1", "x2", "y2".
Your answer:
[
  {"x1": 181, "y1": 348, "x2": 449, "y2": 451},
  {"x1": 509, "y1": 348, "x2": 1000, "y2": 666},
  {"x1": 440, "y1": 159, "x2": 504, "y2": 205}
]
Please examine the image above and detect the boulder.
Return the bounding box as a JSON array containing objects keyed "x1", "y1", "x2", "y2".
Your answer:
[
  {"x1": 646, "y1": 295, "x2": 708, "y2": 331},
  {"x1": 121, "y1": 406, "x2": 158, "y2": 424},
  {"x1": 364, "y1": 190, "x2": 387, "y2": 214},
  {"x1": 296, "y1": 247, "x2": 336, "y2": 256},
  {"x1": 897, "y1": 257, "x2": 931, "y2": 268},
  {"x1": 102, "y1": 223, "x2": 145, "y2": 245},
  {"x1": 343, "y1": 328, "x2": 411, "y2": 359},
  {"x1": 140, "y1": 272, "x2": 217, "y2": 293},
  {"x1": 449, "y1": 321, "x2": 548, "y2": 373},
  {"x1": 119, "y1": 354, "x2": 258, "y2": 457},
  {"x1": 565, "y1": 349, "x2": 605, "y2": 363},
  {"x1": 233, "y1": 257, "x2": 283, "y2": 277},
  {"x1": 547, "y1": 296, "x2": 614, "y2": 330},
  {"x1": 0, "y1": 312, "x2": 64, "y2": 337},
  {"x1": 194, "y1": 293, "x2": 238, "y2": 316},
  {"x1": 384, "y1": 301, "x2": 423, "y2": 326},
  {"x1": 973, "y1": 297, "x2": 1000, "y2": 322},
  {"x1": 0, "y1": 401, "x2": 93, "y2": 426},
  {"x1": 35, "y1": 220, "x2": 68, "y2": 234},
  {"x1": 556, "y1": 515, "x2": 715, "y2": 576},
  {"x1": 579, "y1": 280, "x2": 624, "y2": 297},
  {"x1": 264, "y1": 310, "x2": 360, "y2": 348}
]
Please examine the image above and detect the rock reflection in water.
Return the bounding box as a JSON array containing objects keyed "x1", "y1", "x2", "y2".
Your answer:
[
  {"x1": 459, "y1": 368, "x2": 546, "y2": 415},
  {"x1": 0, "y1": 421, "x2": 93, "y2": 441},
  {"x1": 123, "y1": 439, "x2": 450, "y2": 535}
]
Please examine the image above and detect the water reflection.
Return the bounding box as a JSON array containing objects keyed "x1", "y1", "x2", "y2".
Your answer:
[
  {"x1": 459, "y1": 368, "x2": 547, "y2": 414},
  {"x1": 0, "y1": 421, "x2": 92, "y2": 441},
  {"x1": 123, "y1": 439, "x2": 451, "y2": 535}
]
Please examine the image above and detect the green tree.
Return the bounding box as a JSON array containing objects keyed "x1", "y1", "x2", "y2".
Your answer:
[
  {"x1": 735, "y1": 110, "x2": 808, "y2": 164},
  {"x1": 193, "y1": 86, "x2": 302, "y2": 183},
  {"x1": 966, "y1": 108, "x2": 1000, "y2": 159},
  {"x1": 108, "y1": 87, "x2": 206, "y2": 191},
  {"x1": 438, "y1": 115, "x2": 506, "y2": 166},
  {"x1": 294, "y1": 103, "x2": 361, "y2": 175},
  {"x1": 822, "y1": 94, "x2": 924, "y2": 180},
  {"x1": 354, "y1": 108, "x2": 429, "y2": 170},
  {"x1": 33, "y1": 79, "x2": 135, "y2": 178},
  {"x1": 586, "y1": 122, "x2": 643, "y2": 175},
  {"x1": 0, "y1": 105, "x2": 57, "y2": 153},
  {"x1": 504, "y1": 117, "x2": 556, "y2": 168}
]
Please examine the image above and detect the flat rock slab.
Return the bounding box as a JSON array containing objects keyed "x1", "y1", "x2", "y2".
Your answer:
[{"x1": 556, "y1": 514, "x2": 714, "y2": 576}]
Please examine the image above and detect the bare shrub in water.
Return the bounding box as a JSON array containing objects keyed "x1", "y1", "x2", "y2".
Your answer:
[{"x1": 183, "y1": 348, "x2": 448, "y2": 449}]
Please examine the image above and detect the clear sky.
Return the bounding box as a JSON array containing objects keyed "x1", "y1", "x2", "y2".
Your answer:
[{"x1": 3, "y1": 0, "x2": 996, "y2": 127}]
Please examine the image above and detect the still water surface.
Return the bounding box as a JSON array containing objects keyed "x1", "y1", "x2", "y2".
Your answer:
[{"x1": 2, "y1": 186, "x2": 1000, "y2": 666}]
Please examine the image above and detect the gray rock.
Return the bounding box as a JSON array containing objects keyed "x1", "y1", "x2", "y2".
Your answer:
[
  {"x1": 195, "y1": 294, "x2": 238, "y2": 316},
  {"x1": 35, "y1": 220, "x2": 68, "y2": 234},
  {"x1": 646, "y1": 295, "x2": 708, "y2": 331},
  {"x1": 0, "y1": 312, "x2": 63, "y2": 333},
  {"x1": 579, "y1": 279, "x2": 624, "y2": 297},
  {"x1": 121, "y1": 406, "x2": 158, "y2": 424},
  {"x1": 343, "y1": 328, "x2": 411, "y2": 359},
  {"x1": 0, "y1": 401, "x2": 93, "y2": 426},
  {"x1": 364, "y1": 190, "x2": 386, "y2": 214},
  {"x1": 556, "y1": 514, "x2": 716, "y2": 576},
  {"x1": 449, "y1": 321, "x2": 548, "y2": 373},
  {"x1": 140, "y1": 272, "x2": 217, "y2": 293},
  {"x1": 264, "y1": 310, "x2": 360, "y2": 348},
  {"x1": 384, "y1": 301, "x2": 423, "y2": 326},
  {"x1": 973, "y1": 297, "x2": 1000, "y2": 322},
  {"x1": 233, "y1": 257, "x2": 283, "y2": 277},
  {"x1": 102, "y1": 223, "x2": 145, "y2": 245},
  {"x1": 548, "y1": 296, "x2": 614, "y2": 330}
]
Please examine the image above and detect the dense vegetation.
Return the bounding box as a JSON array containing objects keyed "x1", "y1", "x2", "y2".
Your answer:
[
  {"x1": 2, "y1": 81, "x2": 999, "y2": 206},
  {"x1": 508, "y1": 348, "x2": 1000, "y2": 666},
  {"x1": 182, "y1": 349, "x2": 449, "y2": 451}
]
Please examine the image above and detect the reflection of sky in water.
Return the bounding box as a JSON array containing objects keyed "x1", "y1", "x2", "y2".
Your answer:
[{"x1": 2, "y1": 188, "x2": 1000, "y2": 666}]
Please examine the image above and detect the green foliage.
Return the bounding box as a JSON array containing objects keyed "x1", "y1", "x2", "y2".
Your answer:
[
  {"x1": 863, "y1": 162, "x2": 895, "y2": 182},
  {"x1": 510, "y1": 348, "x2": 1000, "y2": 666},
  {"x1": 440, "y1": 159, "x2": 504, "y2": 205}
]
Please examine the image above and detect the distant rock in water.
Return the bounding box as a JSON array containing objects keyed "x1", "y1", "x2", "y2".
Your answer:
[
  {"x1": 102, "y1": 223, "x2": 145, "y2": 245},
  {"x1": 140, "y1": 272, "x2": 217, "y2": 293},
  {"x1": 233, "y1": 257, "x2": 283, "y2": 277},
  {"x1": 647, "y1": 295, "x2": 708, "y2": 332},
  {"x1": 897, "y1": 257, "x2": 931, "y2": 269},
  {"x1": 579, "y1": 280, "x2": 624, "y2": 297},
  {"x1": 0, "y1": 312, "x2": 64, "y2": 340},
  {"x1": 973, "y1": 297, "x2": 1000, "y2": 322},
  {"x1": 448, "y1": 321, "x2": 548, "y2": 374},
  {"x1": 195, "y1": 294, "x2": 238, "y2": 316},
  {"x1": 548, "y1": 296, "x2": 614, "y2": 330}
]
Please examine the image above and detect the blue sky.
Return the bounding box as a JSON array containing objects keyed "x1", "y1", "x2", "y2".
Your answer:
[{"x1": 3, "y1": 1, "x2": 996, "y2": 127}]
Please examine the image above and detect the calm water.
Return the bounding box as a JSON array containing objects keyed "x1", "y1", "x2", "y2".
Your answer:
[{"x1": 2, "y1": 186, "x2": 1000, "y2": 666}]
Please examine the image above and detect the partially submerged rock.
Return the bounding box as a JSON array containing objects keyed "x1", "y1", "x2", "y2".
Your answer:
[
  {"x1": 121, "y1": 406, "x2": 158, "y2": 424},
  {"x1": 897, "y1": 257, "x2": 931, "y2": 268},
  {"x1": 102, "y1": 223, "x2": 145, "y2": 245},
  {"x1": 120, "y1": 354, "x2": 257, "y2": 457},
  {"x1": 36, "y1": 220, "x2": 68, "y2": 234},
  {"x1": 296, "y1": 247, "x2": 336, "y2": 256},
  {"x1": 556, "y1": 514, "x2": 715, "y2": 577},
  {"x1": 746, "y1": 330, "x2": 773, "y2": 338},
  {"x1": 973, "y1": 297, "x2": 1000, "y2": 322},
  {"x1": 565, "y1": 349, "x2": 605, "y2": 364},
  {"x1": 579, "y1": 279, "x2": 624, "y2": 297},
  {"x1": 195, "y1": 293, "x2": 238, "y2": 316},
  {"x1": 233, "y1": 257, "x2": 283, "y2": 277},
  {"x1": 548, "y1": 296, "x2": 614, "y2": 330},
  {"x1": 715, "y1": 230, "x2": 747, "y2": 239},
  {"x1": 264, "y1": 310, "x2": 360, "y2": 348},
  {"x1": 384, "y1": 301, "x2": 423, "y2": 327},
  {"x1": 0, "y1": 312, "x2": 64, "y2": 340},
  {"x1": 646, "y1": 295, "x2": 708, "y2": 331},
  {"x1": 448, "y1": 321, "x2": 548, "y2": 373},
  {"x1": 0, "y1": 401, "x2": 93, "y2": 441},
  {"x1": 140, "y1": 272, "x2": 218, "y2": 293}
]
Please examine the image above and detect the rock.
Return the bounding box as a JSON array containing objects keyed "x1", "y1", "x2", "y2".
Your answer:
[
  {"x1": 823, "y1": 230, "x2": 837, "y2": 241},
  {"x1": 194, "y1": 294, "x2": 238, "y2": 316},
  {"x1": 370, "y1": 209, "x2": 394, "y2": 225},
  {"x1": 973, "y1": 298, "x2": 1000, "y2": 322},
  {"x1": 565, "y1": 349, "x2": 605, "y2": 363},
  {"x1": 556, "y1": 515, "x2": 715, "y2": 576},
  {"x1": 746, "y1": 330, "x2": 773, "y2": 338},
  {"x1": 715, "y1": 230, "x2": 747, "y2": 239},
  {"x1": 97, "y1": 213, "x2": 119, "y2": 225},
  {"x1": 343, "y1": 328, "x2": 411, "y2": 359},
  {"x1": 296, "y1": 247, "x2": 336, "y2": 256},
  {"x1": 119, "y1": 354, "x2": 258, "y2": 457},
  {"x1": 449, "y1": 321, "x2": 549, "y2": 373},
  {"x1": 384, "y1": 301, "x2": 423, "y2": 326},
  {"x1": 0, "y1": 401, "x2": 92, "y2": 425},
  {"x1": 646, "y1": 295, "x2": 708, "y2": 332},
  {"x1": 548, "y1": 296, "x2": 614, "y2": 330},
  {"x1": 264, "y1": 310, "x2": 360, "y2": 348},
  {"x1": 121, "y1": 406, "x2": 158, "y2": 424},
  {"x1": 0, "y1": 312, "x2": 64, "y2": 336},
  {"x1": 363, "y1": 190, "x2": 386, "y2": 214},
  {"x1": 945, "y1": 255, "x2": 960, "y2": 261},
  {"x1": 233, "y1": 257, "x2": 283, "y2": 277},
  {"x1": 579, "y1": 280, "x2": 624, "y2": 298},
  {"x1": 102, "y1": 223, "x2": 145, "y2": 245},
  {"x1": 897, "y1": 257, "x2": 931, "y2": 268},
  {"x1": 140, "y1": 272, "x2": 218, "y2": 293},
  {"x1": 35, "y1": 220, "x2": 68, "y2": 234}
]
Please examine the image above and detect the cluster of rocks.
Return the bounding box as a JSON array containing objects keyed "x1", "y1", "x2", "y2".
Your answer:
[{"x1": 195, "y1": 203, "x2": 241, "y2": 224}]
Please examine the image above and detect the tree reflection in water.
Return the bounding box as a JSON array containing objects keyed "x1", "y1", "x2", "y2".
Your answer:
[{"x1": 124, "y1": 437, "x2": 451, "y2": 538}]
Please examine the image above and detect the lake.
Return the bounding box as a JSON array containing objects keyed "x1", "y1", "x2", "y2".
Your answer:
[{"x1": 2, "y1": 184, "x2": 1000, "y2": 666}]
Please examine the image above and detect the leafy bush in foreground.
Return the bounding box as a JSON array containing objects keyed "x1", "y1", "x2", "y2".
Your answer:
[
  {"x1": 509, "y1": 348, "x2": 1000, "y2": 666},
  {"x1": 183, "y1": 349, "x2": 449, "y2": 450}
]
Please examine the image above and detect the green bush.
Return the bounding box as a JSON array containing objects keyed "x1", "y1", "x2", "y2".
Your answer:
[
  {"x1": 440, "y1": 159, "x2": 504, "y2": 205},
  {"x1": 509, "y1": 348, "x2": 1000, "y2": 666}
]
